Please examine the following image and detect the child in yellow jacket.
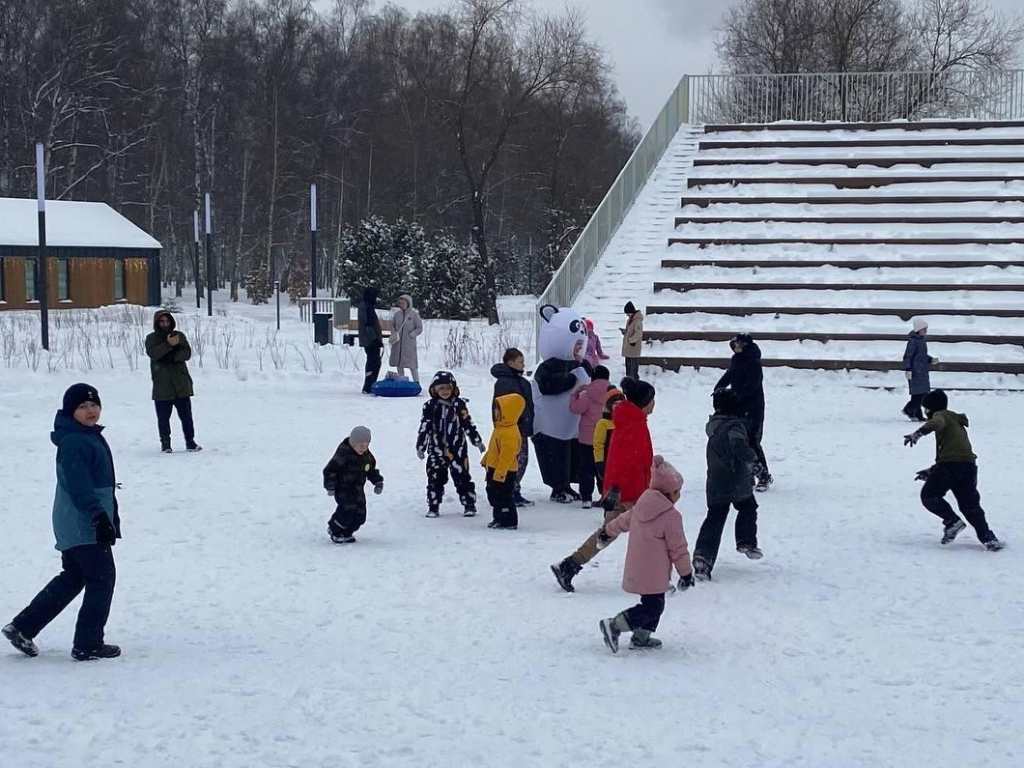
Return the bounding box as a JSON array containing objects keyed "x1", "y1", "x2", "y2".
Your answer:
[
  {"x1": 483, "y1": 393, "x2": 525, "y2": 530},
  {"x1": 593, "y1": 388, "x2": 624, "y2": 494}
]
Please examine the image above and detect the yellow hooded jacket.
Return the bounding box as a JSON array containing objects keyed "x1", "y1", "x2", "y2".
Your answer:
[{"x1": 482, "y1": 393, "x2": 525, "y2": 482}]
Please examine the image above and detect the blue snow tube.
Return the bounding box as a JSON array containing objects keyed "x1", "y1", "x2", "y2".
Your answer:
[{"x1": 371, "y1": 379, "x2": 422, "y2": 398}]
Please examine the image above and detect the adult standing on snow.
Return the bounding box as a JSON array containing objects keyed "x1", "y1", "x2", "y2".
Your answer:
[
  {"x1": 359, "y1": 286, "x2": 384, "y2": 394},
  {"x1": 389, "y1": 294, "x2": 423, "y2": 383},
  {"x1": 902, "y1": 318, "x2": 935, "y2": 422},
  {"x1": 145, "y1": 311, "x2": 201, "y2": 453},
  {"x1": 714, "y1": 334, "x2": 771, "y2": 492},
  {"x1": 621, "y1": 302, "x2": 644, "y2": 380},
  {"x1": 3, "y1": 384, "x2": 121, "y2": 661}
]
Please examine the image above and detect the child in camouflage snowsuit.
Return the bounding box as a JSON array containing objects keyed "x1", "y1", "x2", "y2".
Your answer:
[
  {"x1": 324, "y1": 425, "x2": 383, "y2": 543},
  {"x1": 417, "y1": 371, "x2": 485, "y2": 518}
]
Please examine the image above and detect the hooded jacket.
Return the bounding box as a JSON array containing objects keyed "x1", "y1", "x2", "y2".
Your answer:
[
  {"x1": 50, "y1": 411, "x2": 120, "y2": 552},
  {"x1": 584, "y1": 329, "x2": 609, "y2": 368},
  {"x1": 705, "y1": 414, "x2": 756, "y2": 506},
  {"x1": 903, "y1": 331, "x2": 933, "y2": 396},
  {"x1": 358, "y1": 287, "x2": 382, "y2": 348},
  {"x1": 622, "y1": 310, "x2": 644, "y2": 358},
  {"x1": 491, "y1": 362, "x2": 535, "y2": 436},
  {"x1": 603, "y1": 400, "x2": 654, "y2": 504},
  {"x1": 919, "y1": 409, "x2": 976, "y2": 463},
  {"x1": 417, "y1": 375, "x2": 483, "y2": 458},
  {"x1": 482, "y1": 394, "x2": 526, "y2": 482},
  {"x1": 144, "y1": 311, "x2": 194, "y2": 401},
  {"x1": 323, "y1": 438, "x2": 384, "y2": 514},
  {"x1": 715, "y1": 341, "x2": 764, "y2": 411},
  {"x1": 569, "y1": 377, "x2": 610, "y2": 446},
  {"x1": 389, "y1": 294, "x2": 423, "y2": 370},
  {"x1": 605, "y1": 487, "x2": 692, "y2": 594}
]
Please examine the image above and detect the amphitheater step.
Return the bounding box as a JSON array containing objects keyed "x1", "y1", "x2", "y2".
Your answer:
[
  {"x1": 643, "y1": 331, "x2": 1024, "y2": 346},
  {"x1": 704, "y1": 120, "x2": 1024, "y2": 133},
  {"x1": 668, "y1": 237, "x2": 1024, "y2": 247},
  {"x1": 692, "y1": 157, "x2": 1024, "y2": 168},
  {"x1": 654, "y1": 281, "x2": 1024, "y2": 293},
  {"x1": 674, "y1": 215, "x2": 1024, "y2": 226},
  {"x1": 699, "y1": 137, "x2": 1024, "y2": 150},
  {"x1": 687, "y1": 175, "x2": 1024, "y2": 189},
  {"x1": 646, "y1": 306, "x2": 1024, "y2": 320},
  {"x1": 681, "y1": 195, "x2": 1024, "y2": 207},
  {"x1": 660, "y1": 259, "x2": 1024, "y2": 269},
  {"x1": 638, "y1": 357, "x2": 1024, "y2": 374}
]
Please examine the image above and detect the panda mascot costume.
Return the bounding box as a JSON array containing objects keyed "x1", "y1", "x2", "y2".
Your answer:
[{"x1": 532, "y1": 305, "x2": 593, "y2": 503}]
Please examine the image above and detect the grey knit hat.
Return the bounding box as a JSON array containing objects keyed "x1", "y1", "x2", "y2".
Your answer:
[{"x1": 349, "y1": 426, "x2": 372, "y2": 445}]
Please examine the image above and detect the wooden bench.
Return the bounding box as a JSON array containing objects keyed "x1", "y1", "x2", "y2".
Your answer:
[
  {"x1": 643, "y1": 330, "x2": 1024, "y2": 346},
  {"x1": 674, "y1": 215, "x2": 1024, "y2": 226},
  {"x1": 699, "y1": 137, "x2": 1024, "y2": 150},
  {"x1": 645, "y1": 305, "x2": 1024, "y2": 320},
  {"x1": 692, "y1": 157, "x2": 1024, "y2": 169},
  {"x1": 686, "y1": 175, "x2": 1024, "y2": 189},
  {"x1": 653, "y1": 281, "x2": 1024, "y2": 293},
  {"x1": 637, "y1": 356, "x2": 1024, "y2": 374},
  {"x1": 667, "y1": 236, "x2": 1024, "y2": 247},
  {"x1": 680, "y1": 195, "x2": 1024, "y2": 207},
  {"x1": 660, "y1": 259, "x2": 1024, "y2": 270},
  {"x1": 341, "y1": 318, "x2": 392, "y2": 346}
]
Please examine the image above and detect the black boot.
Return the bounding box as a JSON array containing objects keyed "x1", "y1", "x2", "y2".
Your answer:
[
  {"x1": 550, "y1": 557, "x2": 582, "y2": 593},
  {"x1": 72, "y1": 644, "x2": 121, "y2": 661}
]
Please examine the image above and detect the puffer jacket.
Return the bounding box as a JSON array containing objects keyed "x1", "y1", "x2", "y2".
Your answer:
[
  {"x1": 145, "y1": 311, "x2": 194, "y2": 401},
  {"x1": 919, "y1": 409, "x2": 976, "y2": 463},
  {"x1": 491, "y1": 362, "x2": 535, "y2": 436},
  {"x1": 715, "y1": 342, "x2": 765, "y2": 412},
  {"x1": 705, "y1": 414, "x2": 756, "y2": 507},
  {"x1": 605, "y1": 488, "x2": 692, "y2": 594},
  {"x1": 482, "y1": 394, "x2": 525, "y2": 482},
  {"x1": 903, "y1": 332, "x2": 933, "y2": 396},
  {"x1": 603, "y1": 400, "x2": 654, "y2": 504},
  {"x1": 569, "y1": 378, "x2": 610, "y2": 446},
  {"x1": 50, "y1": 411, "x2": 120, "y2": 551},
  {"x1": 323, "y1": 438, "x2": 384, "y2": 514}
]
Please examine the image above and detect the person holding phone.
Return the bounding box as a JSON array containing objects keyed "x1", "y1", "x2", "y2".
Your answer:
[{"x1": 145, "y1": 311, "x2": 201, "y2": 454}]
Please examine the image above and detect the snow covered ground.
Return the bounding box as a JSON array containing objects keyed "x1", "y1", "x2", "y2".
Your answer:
[{"x1": 2, "y1": 297, "x2": 1024, "y2": 767}]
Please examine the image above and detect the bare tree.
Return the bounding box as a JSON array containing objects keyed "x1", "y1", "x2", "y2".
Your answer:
[{"x1": 910, "y1": 0, "x2": 1024, "y2": 71}]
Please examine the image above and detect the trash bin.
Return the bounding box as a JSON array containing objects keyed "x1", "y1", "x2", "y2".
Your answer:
[
  {"x1": 314, "y1": 313, "x2": 332, "y2": 346},
  {"x1": 332, "y1": 298, "x2": 351, "y2": 330}
]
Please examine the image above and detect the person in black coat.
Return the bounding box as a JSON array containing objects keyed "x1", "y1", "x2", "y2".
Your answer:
[
  {"x1": 358, "y1": 287, "x2": 384, "y2": 394},
  {"x1": 714, "y1": 334, "x2": 772, "y2": 491},
  {"x1": 324, "y1": 426, "x2": 384, "y2": 543},
  {"x1": 491, "y1": 347, "x2": 536, "y2": 507}
]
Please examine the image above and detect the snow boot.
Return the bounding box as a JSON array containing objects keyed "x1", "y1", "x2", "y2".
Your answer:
[
  {"x1": 549, "y1": 491, "x2": 573, "y2": 504},
  {"x1": 737, "y1": 544, "x2": 764, "y2": 560},
  {"x1": 982, "y1": 536, "x2": 1005, "y2": 552},
  {"x1": 463, "y1": 506, "x2": 477, "y2": 518},
  {"x1": 692, "y1": 555, "x2": 712, "y2": 582},
  {"x1": 514, "y1": 494, "x2": 535, "y2": 508},
  {"x1": 755, "y1": 473, "x2": 773, "y2": 493},
  {"x1": 629, "y1": 629, "x2": 663, "y2": 650},
  {"x1": 72, "y1": 644, "x2": 121, "y2": 661},
  {"x1": 186, "y1": 442, "x2": 203, "y2": 453},
  {"x1": 582, "y1": 500, "x2": 593, "y2": 509},
  {"x1": 161, "y1": 443, "x2": 173, "y2": 454},
  {"x1": 550, "y1": 557, "x2": 582, "y2": 593},
  {"x1": 599, "y1": 613, "x2": 631, "y2": 654},
  {"x1": 941, "y1": 519, "x2": 967, "y2": 545},
  {"x1": 2, "y1": 623, "x2": 38, "y2": 658},
  {"x1": 330, "y1": 533, "x2": 356, "y2": 544},
  {"x1": 425, "y1": 509, "x2": 439, "y2": 518}
]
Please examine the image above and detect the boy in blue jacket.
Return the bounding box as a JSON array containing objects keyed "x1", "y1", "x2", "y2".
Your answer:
[{"x1": 3, "y1": 384, "x2": 122, "y2": 661}]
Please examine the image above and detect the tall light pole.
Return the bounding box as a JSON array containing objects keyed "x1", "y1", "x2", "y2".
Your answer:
[
  {"x1": 193, "y1": 209, "x2": 201, "y2": 309},
  {"x1": 36, "y1": 143, "x2": 49, "y2": 351},
  {"x1": 205, "y1": 193, "x2": 213, "y2": 317},
  {"x1": 310, "y1": 183, "x2": 317, "y2": 300}
]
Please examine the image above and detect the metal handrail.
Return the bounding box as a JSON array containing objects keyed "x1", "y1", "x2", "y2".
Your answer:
[{"x1": 535, "y1": 68, "x2": 1024, "y2": 348}]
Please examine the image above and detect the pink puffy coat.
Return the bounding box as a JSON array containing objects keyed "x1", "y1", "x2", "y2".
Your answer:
[
  {"x1": 584, "y1": 330, "x2": 609, "y2": 369},
  {"x1": 569, "y1": 377, "x2": 610, "y2": 445},
  {"x1": 605, "y1": 488, "x2": 692, "y2": 595}
]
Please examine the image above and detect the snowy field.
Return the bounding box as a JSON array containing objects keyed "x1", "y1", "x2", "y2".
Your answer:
[{"x1": 2, "y1": 296, "x2": 1023, "y2": 768}]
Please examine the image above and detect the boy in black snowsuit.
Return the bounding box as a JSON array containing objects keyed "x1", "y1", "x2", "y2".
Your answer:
[
  {"x1": 417, "y1": 371, "x2": 484, "y2": 518},
  {"x1": 324, "y1": 425, "x2": 383, "y2": 543},
  {"x1": 904, "y1": 389, "x2": 1004, "y2": 551},
  {"x1": 692, "y1": 389, "x2": 762, "y2": 580}
]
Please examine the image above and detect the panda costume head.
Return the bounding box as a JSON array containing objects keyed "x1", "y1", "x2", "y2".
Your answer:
[{"x1": 538, "y1": 305, "x2": 588, "y2": 362}]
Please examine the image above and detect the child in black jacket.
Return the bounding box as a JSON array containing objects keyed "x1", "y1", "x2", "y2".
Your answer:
[
  {"x1": 324, "y1": 426, "x2": 383, "y2": 543},
  {"x1": 417, "y1": 371, "x2": 484, "y2": 518}
]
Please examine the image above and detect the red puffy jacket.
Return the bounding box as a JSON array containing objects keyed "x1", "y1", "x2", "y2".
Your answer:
[{"x1": 602, "y1": 400, "x2": 653, "y2": 504}]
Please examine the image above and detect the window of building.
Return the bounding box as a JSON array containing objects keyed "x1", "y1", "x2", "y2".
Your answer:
[
  {"x1": 58, "y1": 259, "x2": 70, "y2": 301},
  {"x1": 113, "y1": 259, "x2": 126, "y2": 301},
  {"x1": 25, "y1": 259, "x2": 36, "y2": 302}
]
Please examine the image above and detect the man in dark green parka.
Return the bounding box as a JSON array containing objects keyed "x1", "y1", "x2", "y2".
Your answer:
[{"x1": 145, "y1": 311, "x2": 201, "y2": 453}]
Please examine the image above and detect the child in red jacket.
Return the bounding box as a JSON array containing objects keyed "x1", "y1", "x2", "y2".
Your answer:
[
  {"x1": 550, "y1": 377, "x2": 656, "y2": 593},
  {"x1": 598, "y1": 456, "x2": 694, "y2": 652}
]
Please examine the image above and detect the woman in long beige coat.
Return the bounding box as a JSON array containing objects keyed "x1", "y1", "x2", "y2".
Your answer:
[
  {"x1": 622, "y1": 301, "x2": 644, "y2": 379},
  {"x1": 389, "y1": 294, "x2": 423, "y2": 382}
]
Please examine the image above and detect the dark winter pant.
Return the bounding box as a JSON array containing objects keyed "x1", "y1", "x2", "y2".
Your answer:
[
  {"x1": 921, "y1": 462, "x2": 994, "y2": 541},
  {"x1": 693, "y1": 496, "x2": 759, "y2": 573},
  {"x1": 514, "y1": 438, "x2": 530, "y2": 497},
  {"x1": 744, "y1": 409, "x2": 769, "y2": 477},
  {"x1": 363, "y1": 342, "x2": 383, "y2": 393},
  {"x1": 904, "y1": 391, "x2": 926, "y2": 421},
  {"x1": 577, "y1": 445, "x2": 598, "y2": 502},
  {"x1": 571, "y1": 502, "x2": 631, "y2": 566},
  {"x1": 328, "y1": 504, "x2": 367, "y2": 537},
  {"x1": 625, "y1": 357, "x2": 639, "y2": 380},
  {"x1": 427, "y1": 451, "x2": 477, "y2": 513},
  {"x1": 622, "y1": 594, "x2": 665, "y2": 632},
  {"x1": 155, "y1": 397, "x2": 196, "y2": 446},
  {"x1": 595, "y1": 461, "x2": 605, "y2": 495},
  {"x1": 486, "y1": 470, "x2": 518, "y2": 528},
  {"x1": 532, "y1": 434, "x2": 577, "y2": 493},
  {"x1": 12, "y1": 544, "x2": 116, "y2": 650}
]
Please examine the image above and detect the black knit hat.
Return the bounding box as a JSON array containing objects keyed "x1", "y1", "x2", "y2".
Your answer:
[
  {"x1": 623, "y1": 301, "x2": 637, "y2": 315},
  {"x1": 922, "y1": 389, "x2": 948, "y2": 414},
  {"x1": 712, "y1": 388, "x2": 743, "y2": 416},
  {"x1": 620, "y1": 376, "x2": 655, "y2": 409},
  {"x1": 62, "y1": 383, "x2": 101, "y2": 417},
  {"x1": 731, "y1": 333, "x2": 754, "y2": 349}
]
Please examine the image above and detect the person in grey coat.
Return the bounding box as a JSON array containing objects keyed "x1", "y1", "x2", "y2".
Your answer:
[
  {"x1": 691, "y1": 388, "x2": 762, "y2": 581},
  {"x1": 902, "y1": 318, "x2": 936, "y2": 422},
  {"x1": 358, "y1": 286, "x2": 384, "y2": 394},
  {"x1": 389, "y1": 294, "x2": 423, "y2": 382}
]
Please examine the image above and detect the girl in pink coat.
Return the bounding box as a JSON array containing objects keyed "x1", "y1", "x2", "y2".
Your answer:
[
  {"x1": 598, "y1": 456, "x2": 694, "y2": 653},
  {"x1": 569, "y1": 365, "x2": 610, "y2": 508},
  {"x1": 583, "y1": 319, "x2": 610, "y2": 369}
]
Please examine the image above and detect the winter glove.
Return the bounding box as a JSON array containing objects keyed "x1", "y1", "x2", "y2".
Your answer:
[
  {"x1": 915, "y1": 467, "x2": 934, "y2": 482},
  {"x1": 475, "y1": 439, "x2": 486, "y2": 454},
  {"x1": 601, "y1": 486, "x2": 621, "y2": 513},
  {"x1": 374, "y1": 482, "x2": 384, "y2": 495},
  {"x1": 677, "y1": 573, "x2": 695, "y2": 591},
  {"x1": 931, "y1": 357, "x2": 940, "y2": 365},
  {"x1": 93, "y1": 514, "x2": 116, "y2": 546},
  {"x1": 417, "y1": 448, "x2": 426, "y2": 461},
  {"x1": 904, "y1": 371, "x2": 912, "y2": 381},
  {"x1": 326, "y1": 487, "x2": 335, "y2": 496},
  {"x1": 904, "y1": 430, "x2": 923, "y2": 447},
  {"x1": 595, "y1": 527, "x2": 613, "y2": 550}
]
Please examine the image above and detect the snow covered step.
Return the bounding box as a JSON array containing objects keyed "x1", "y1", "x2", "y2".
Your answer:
[
  {"x1": 681, "y1": 194, "x2": 1024, "y2": 207},
  {"x1": 637, "y1": 355, "x2": 1024, "y2": 375},
  {"x1": 704, "y1": 120, "x2": 1024, "y2": 135},
  {"x1": 675, "y1": 214, "x2": 1024, "y2": 226},
  {"x1": 670, "y1": 220, "x2": 1024, "y2": 238},
  {"x1": 644, "y1": 338, "x2": 1024, "y2": 362},
  {"x1": 660, "y1": 259, "x2": 1024, "y2": 270},
  {"x1": 687, "y1": 172, "x2": 1024, "y2": 190},
  {"x1": 699, "y1": 135, "x2": 1024, "y2": 150},
  {"x1": 644, "y1": 330, "x2": 1024, "y2": 346},
  {"x1": 694, "y1": 156, "x2": 1024, "y2": 168},
  {"x1": 663, "y1": 241, "x2": 1024, "y2": 259},
  {"x1": 688, "y1": 180, "x2": 1024, "y2": 195},
  {"x1": 646, "y1": 304, "x2": 1024, "y2": 319},
  {"x1": 698, "y1": 144, "x2": 1024, "y2": 159},
  {"x1": 655, "y1": 281, "x2": 1024, "y2": 293}
]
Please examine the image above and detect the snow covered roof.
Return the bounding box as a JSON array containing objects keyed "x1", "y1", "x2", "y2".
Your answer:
[{"x1": 0, "y1": 197, "x2": 161, "y2": 251}]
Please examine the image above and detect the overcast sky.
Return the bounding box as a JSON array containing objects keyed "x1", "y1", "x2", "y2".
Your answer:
[{"x1": 324, "y1": 0, "x2": 1024, "y2": 127}]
